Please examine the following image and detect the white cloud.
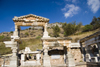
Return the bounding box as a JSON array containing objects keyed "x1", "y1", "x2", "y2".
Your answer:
[
  {"x1": 72, "y1": 0, "x2": 76, "y2": 3},
  {"x1": 65, "y1": 0, "x2": 77, "y2": 3},
  {"x1": 62, "y1": 4, "x2": 80, "y2": 18},
  {"x1": 87, "y1": 0, "x2": 100, "y2": 13}
]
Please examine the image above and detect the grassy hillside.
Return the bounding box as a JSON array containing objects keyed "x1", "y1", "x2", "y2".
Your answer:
[
  {"x1": 0, "y1": 27, "x2": 99, "y2": 55},
  {"x1": 69, "y1": 28, "x2": 100, "y2": 42}
]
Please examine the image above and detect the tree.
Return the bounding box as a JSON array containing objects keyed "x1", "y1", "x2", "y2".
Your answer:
[
  {"x1": 90, "y1": 16, "x2": 100, "y2": 30},
  {"x1": 82, "y1": 25, "x2": 93, "y2": 32},
  {"x1": 52, "y1": 25, "x2": 60, "y2": 37},
  {"x1": 10, "y1": 31, "x2": 13, "y2": 33},
  {"x1": 76, "y1": 22, "x2": 82, "y2": 31},
  {"x1": 62, "y1": 22, "x2": 82, "y2": 36}
]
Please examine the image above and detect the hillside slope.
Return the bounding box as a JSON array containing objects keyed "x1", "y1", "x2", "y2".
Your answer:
[{"x1": 0, "y1": 27, "x2": 99, "y2": 55}]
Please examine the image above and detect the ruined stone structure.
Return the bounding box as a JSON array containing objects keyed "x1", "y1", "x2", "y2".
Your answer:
[
  {"x1": 47, "y1": 22, "x2": 62, "y2": 28},
  {"x1": 80, "y1": 31, "x2": 100, "y2": 62},
  {"x1": 3, "y1": 14, "x2": 76, "y2": 67}
]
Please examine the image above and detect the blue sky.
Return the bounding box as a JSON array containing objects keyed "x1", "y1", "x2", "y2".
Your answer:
[{"x1": 0, "y1": 0, "x2": 100, "y2": 33}]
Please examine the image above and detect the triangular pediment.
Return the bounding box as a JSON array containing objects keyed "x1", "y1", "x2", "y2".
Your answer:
[{"x1": 13, "y1": 14, "x2": 49, "y2": 22}]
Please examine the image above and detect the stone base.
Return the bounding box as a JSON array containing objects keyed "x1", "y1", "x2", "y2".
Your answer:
[
  {"x1": 43, "y1": 32, "x2": 50, "y2": 38},
  {"x1": 43, "y1": 55, "x2": 51, "y2": 67},
  {"x1": 21, "y1": 61, "x2": 41, "y2": 66},
  {"x1": 67, "y1": 53, "x2": 75, "y2": 67},
  {"x1": 9, "y1": 56, "x2": 18, "y2": 67},
  {"x1": 13, "y1": 31, "x2": 18, "y2": 37}
]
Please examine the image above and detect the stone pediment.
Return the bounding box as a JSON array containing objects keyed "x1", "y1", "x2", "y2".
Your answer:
[{"x1": 13, "y1": 14, "x2": 49, "y2": 22}]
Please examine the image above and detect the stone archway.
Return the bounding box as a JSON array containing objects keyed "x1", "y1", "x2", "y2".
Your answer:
[
  {"x1": 12, "y1": 14, "x2": 50, "y2": 38},
  {"x1": 4, "y1": 14, "x2": 50, "y2": 67}
]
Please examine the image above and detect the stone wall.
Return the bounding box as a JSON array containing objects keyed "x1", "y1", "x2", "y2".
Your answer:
[
  {"x1": 48, "y1": 49, "x2": 64, "y2": 65},
  {"x1": 71, "y1": 49, "x2": 83, "y2": 62}
]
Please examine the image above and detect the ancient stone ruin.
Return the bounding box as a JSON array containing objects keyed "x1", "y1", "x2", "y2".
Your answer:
[{"x1": 3, "y1": 14, "x2": 80, "y2": 67}]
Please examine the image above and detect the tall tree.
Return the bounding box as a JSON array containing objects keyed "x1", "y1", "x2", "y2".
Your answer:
[
  {"x1": 52, "y1": 25, "x2": 60, "y2": 37},
  {"x1": 90, "y1": 16, "x2": 100, "y2": 30},
  {"x1": 62, "y1": 22, "x2": 82, "y2": 36}
]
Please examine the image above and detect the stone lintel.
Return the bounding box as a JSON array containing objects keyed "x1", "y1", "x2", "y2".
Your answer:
[
  {"x1": 14, "y1": 22, "x2": 46, "y2": 26},
  {"x1": 11, "y1": 36, "x2": 21, "y2": 43},
  {"x1": 3, "y1": 41, "x2": 17, "y2": 47},
  {"x1": 41, "y1": 37, "x2": 72, "y2": 40},
  {"x1": 42, "y1": 37, "x2": 72, "y2": 47}
]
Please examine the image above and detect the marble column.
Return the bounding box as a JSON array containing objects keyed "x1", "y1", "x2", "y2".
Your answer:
[
  {"x1": 43, "y1": 46, "x2": 51, "y2": 67},
  {"x1": 13, "y1": 25, "x2": 18, "y2": 37},
  {"x1": 67, "y1": 47, "x2": 75, "y2": 67},
  {"x1": 43, "y1": 23, "x2": 50, "y2": 38}
]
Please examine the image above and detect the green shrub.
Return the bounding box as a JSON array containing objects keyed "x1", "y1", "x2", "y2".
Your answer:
[
  {"x1": 62, "y1": 22, "x2": 82, "y2": 36},
  {"x1": 10, "y1": 31, "x2": 13, "y2": 33},
  {"x1": 25, "y1": 32, "x2": 28, "y2": 35},
  {"x1": 52, "y1": 25, "x2": 60, "y2": 37},
  {"x1": 82, "y1": 25, "x2": 93, "y2": 32},
  {"x1": 0, "y1": 42, "x2": 11, "y2": 55},
  {"x1": 36, "y1": 36, "x2": 41, "y2": 39}
]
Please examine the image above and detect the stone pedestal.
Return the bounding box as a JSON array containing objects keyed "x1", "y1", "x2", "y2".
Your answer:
[
  {"x1": 4, "y1": 36, "x2": 20, "y2": 67},
  {"x1": 67, "y1": 52, "x2": 75, "y2": 67},
  {"x1": 9, "y1": 46, "x2": 18, "y2": 67},
  {"x1": 43, "y1": 55, "x2": 51, "y2": 67},
  {"x1": 85, "y1": 53, "x2": 91, "y2": 62},
  {"x1": 36, "y1": 54, "x2": 41, "y2": 65},
  {"x1": 43, "y1": 47, "x2": 51, "y2": 67},
  {"x1": 9, "y1": 56, "x2": 18, "y2": 67},
  {"x1": 67, "y1": 47, "x2": 75, "y2": 67},
  {"x1": 43, "y1": 31, "x2": 50, "y2": 38},
  {"x1": 21, "y1": 54, "x2": 25, "y2": 66}
]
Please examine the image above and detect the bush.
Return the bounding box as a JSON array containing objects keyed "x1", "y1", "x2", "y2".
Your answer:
[
  {"x1": 62, "y1": 22, "x2": 82, "y2": 36},
  {"x1": 82, "y1": 25, "x2": 93, "y2": 32},
  {"x1": 10, "y1": 31, "x2": 13, "y2": 33},
  {"x1": 36, "y1": 36, "x2": 41, "y2": 39},
  {"x1": 52, "y1": 25, "x2": 60, "y2": 37},
  {"x1": 25, "y1": 32, "x2": 29, "y2": 36}
]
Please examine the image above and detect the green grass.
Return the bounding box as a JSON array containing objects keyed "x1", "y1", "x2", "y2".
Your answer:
[
  {"x1": 36, "y1": 36, "x2": 41, "y2": 39},
  {"x1": 19, "y1": 38, "x2": 42, "y2": 51},
  {"x1": 0, "y1": 42, "x2": 11, "y2": 55},
  {"x1": 0, "y1": 35, "x2": 10, "y2": 42},
  {"x1": 0, "y1": 38, "x2": 42, "y2": 55}
]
